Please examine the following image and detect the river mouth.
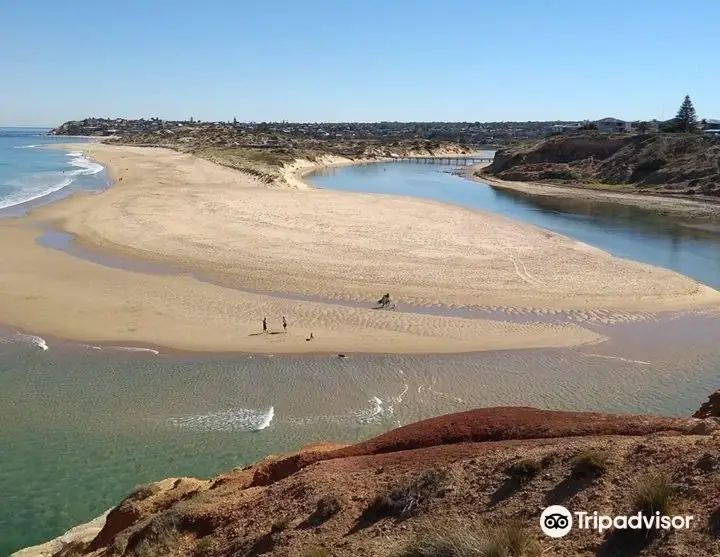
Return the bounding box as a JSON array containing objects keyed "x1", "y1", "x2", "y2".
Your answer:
[
  {"x1": 308, "y1": 160, "x2": 720, "y2": 289},
  {"x1": 4, "y1": 156, "x2": 720, "y2": 555}
]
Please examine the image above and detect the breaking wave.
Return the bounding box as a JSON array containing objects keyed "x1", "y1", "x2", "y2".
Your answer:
[
  {"x1": 107, "y1": 346, "x2": 160, "y2": 355},
  {"x1": 287, "y1": 384, "x2": 409, "y2": 427},
  {"x1": 0, "y1": 332, "x2": 49, "y2": 351},
  {"x1": 0, "y1": 151, "x2": 104, "y2": 210},
  {"x1": 167, "y1": 406, "x2": 275, "y2": 432}
]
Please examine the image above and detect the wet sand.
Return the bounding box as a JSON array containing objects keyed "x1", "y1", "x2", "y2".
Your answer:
[{"x1": 0, "y1": 143, "x2": 718, "y2": 352}]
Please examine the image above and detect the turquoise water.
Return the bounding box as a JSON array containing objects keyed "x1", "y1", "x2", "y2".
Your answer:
[
  {"x1": 2, "y1": 147, "x2": 720, "y2": 555},
  {"x1": 2, "y1": 326, "x2": 720, "y2": 555},
  {"x1": 309, "y1": 160, "x2": 720, "y2": 288},
  {"x1": 0, "y1": 128, "x2": 106, "y2": 217}
]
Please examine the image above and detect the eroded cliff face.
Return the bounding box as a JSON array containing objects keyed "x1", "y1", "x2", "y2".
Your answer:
[
  {"x1": 14, "y1": 401, "x2": 720, "y2": 557},
  {"x1": 694, "y1": 390, "x2": 720, "y2": 418},
  {"x1": 485, "y1": 134, "x2": 720, "y2": 195}
]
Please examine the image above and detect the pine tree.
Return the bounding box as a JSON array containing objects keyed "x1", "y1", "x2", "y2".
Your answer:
[{"x1": 674, "y1": 95, "x2": 698, "y2": 133}]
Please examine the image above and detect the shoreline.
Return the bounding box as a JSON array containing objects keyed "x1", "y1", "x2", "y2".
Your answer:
[
  {"x1": 461, "y1": 166, "x2": 720, "y2": 222},
  {"x1": 0, "y1": 143, "x2": 719, "y2": 353}
]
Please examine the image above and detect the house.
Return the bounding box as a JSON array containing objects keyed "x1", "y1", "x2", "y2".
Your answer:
[
  {"x1": 702, "y1": 119, "x2": 720, "y2": 135},
  {"x1": 594, "y1": 117, "x2": 633, "y2": 133},
  {"x1": 550, "y1": 123, "x2": 582, "y2": 134}
]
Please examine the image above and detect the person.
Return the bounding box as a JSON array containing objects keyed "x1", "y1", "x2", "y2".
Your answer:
[
  {"x1": 262, "y1": 317, "x2": 267, "y2": 333},
  {"x1": 282, "y1": 316, "x2": 287, "y2": 332}
]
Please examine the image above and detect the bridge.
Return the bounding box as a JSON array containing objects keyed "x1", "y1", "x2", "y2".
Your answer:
[{"x1": 393, "y1": 156, "x2": 493, "y2": 165}]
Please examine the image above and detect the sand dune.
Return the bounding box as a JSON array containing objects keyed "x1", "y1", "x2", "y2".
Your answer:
[{"x1": 0, "y1": 143, "x2": 717, "y2": 352}]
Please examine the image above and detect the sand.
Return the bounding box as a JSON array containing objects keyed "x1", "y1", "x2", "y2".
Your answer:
[
  {"x1": 0, "y1": 143, "x2": 718, "y2": 353},
  {"x1": 463, "y1": 166, "x2": 720, "y2": 221}
]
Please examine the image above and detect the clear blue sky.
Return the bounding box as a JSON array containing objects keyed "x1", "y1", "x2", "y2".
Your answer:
[{"x1": 1, "y1": 0, "x2": 718, "y2": 126}]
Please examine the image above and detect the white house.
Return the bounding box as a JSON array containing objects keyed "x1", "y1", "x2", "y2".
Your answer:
[
  {"x1": 550, "y1": 123, "x2": 582, "y2": 134},
  {"x1": 594, "y1": 117, "x2": 633, "y2": 133}
]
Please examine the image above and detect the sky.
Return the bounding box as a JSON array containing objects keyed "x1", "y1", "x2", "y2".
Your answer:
[{"x1": 1, "y1": 0, "x2": 718, "y2": 126}]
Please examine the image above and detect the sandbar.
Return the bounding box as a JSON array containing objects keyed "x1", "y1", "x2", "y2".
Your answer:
[{"x1": 0, "y1": 143, "x2": 717, "y2": 353}]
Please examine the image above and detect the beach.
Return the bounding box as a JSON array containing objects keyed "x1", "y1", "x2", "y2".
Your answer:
[{"x1": 1, "y1": 143, "x2": 719, "y2": 353}]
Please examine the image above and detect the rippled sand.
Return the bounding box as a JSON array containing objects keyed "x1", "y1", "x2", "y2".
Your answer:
[{"x1": 0, "y1": 143, "x2": 716, "y2": 356}]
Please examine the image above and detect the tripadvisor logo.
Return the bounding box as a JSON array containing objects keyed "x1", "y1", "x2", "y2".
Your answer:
[{"x1": 540, "y1": 505, "x2": 693, "y2": 538}]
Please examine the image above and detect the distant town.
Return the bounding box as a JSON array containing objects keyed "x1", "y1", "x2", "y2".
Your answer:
[{"x1": 51, "y1": 116, "x2": 720, "y2": 146}]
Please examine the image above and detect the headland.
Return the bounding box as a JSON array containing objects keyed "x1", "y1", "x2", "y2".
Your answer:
[{"x1": 467, "y1": 133, "x2": 720, "y2": 221}]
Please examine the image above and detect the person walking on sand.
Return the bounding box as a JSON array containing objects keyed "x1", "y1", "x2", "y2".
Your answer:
[
  {"x1": 282, "y1": 316, "x2": 287, "y2": 332},
  {"x1": 262, "y1": 317, "x2": 267, "y2": 334}
]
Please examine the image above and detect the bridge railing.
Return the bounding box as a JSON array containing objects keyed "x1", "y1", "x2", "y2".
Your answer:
[{"x1": 392, "y1": 156, "x2": 493, "y2": 165}]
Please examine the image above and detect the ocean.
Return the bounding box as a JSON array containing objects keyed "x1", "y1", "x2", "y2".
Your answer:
[
  {"x1": 0, "y1": 128, "x2": 106, "y2": 216},
  {"x1": 1, "y1": 133, "x2": 719, "y2": 555}
]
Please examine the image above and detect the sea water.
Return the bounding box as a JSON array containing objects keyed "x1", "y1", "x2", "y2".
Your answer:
[{"x1": 0, "y1": 128, "x2": 106, "y2": 217}]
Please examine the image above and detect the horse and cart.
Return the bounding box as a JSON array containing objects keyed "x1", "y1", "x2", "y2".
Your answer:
[{"x1": 376, "y1": 293, "x2": 396, "y2": 310}]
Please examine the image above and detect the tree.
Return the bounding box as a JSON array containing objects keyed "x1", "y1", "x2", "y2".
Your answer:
[
  {"x1": 674, "y1": 95, "x2": 698, "y2": 133},
  {"x1": 636, "y1": 121, "x2": 650, "y2": 133}
]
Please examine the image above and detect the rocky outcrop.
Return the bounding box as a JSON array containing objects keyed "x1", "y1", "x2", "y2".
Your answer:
[
  {"x1": 484, "y1": 133, "x2": 720, "y2": 196},
  {"x1": 17, "y1": 402, "x2": 720, "y2": 557},
  {"x1": 694, "y1": 389, "x2": 720, "y2": 418},
  {"x1": 10, "y1": 512, "x2": 109, "y2": 557}
]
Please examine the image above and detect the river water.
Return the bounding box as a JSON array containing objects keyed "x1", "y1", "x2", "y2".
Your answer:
[
  {"x1": 2, "y1": 155, "x2": 720, "y2": 554},
  {"x1": 308, "y1": 157, "x2": 720, "y2": 288}
]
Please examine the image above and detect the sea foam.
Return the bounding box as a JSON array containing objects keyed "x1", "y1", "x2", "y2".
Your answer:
[
  {"x1": 167, "y1": 406, "x2": 276, "y2": 432},
  {"x1": 108, "y1": 346, "x2": 160, "y2": 355},
  {"x1": 0, "y1": 332, "x2": 49, "y2": 351},
  {"x1": 0, "y1": 150, "x2": 104, "y2": 210}
]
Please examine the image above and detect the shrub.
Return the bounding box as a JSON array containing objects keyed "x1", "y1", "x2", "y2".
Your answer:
[
  {"x1": 499, "y1": 521, "x2": 534, "y2": 556},
  {"x1": 127, "y1": 483, "x2": 160, "y2": 503},
  {"x1": 309, "y1": 494, "x2": 342, "y2": 525},
  {"x1": 571, "y1": 450, "x2": 609, "y2": 479},
  {"x1": 399, "y1": 520, "x2": 536, "y2": 557},
  {"x1": 632, "y1": 472, "x2": 674, "y2": 517},
  {"x1": 122, "y1": 512, "x2": 182, "y2": 557},
  {"x1": 364, "y1": 469, "x2": 448, "y2": 521},
  {"x1": 194, "y1": 537, "x2": 213, "y2": 556},
  {"x1": 507, "y1": 459, "x2": 541, "y2": 485},
  {"x1": 271, "y1": 516, "x2": 291, "y2": 533},
  {"x1": 399, "y1": 525, "x2": 485, "y2": 557},
  {"x1": 300, "y1": 546, "x2": 331, "y2": 557}
]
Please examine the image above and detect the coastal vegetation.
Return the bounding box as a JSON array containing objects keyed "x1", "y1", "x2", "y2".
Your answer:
[
  {"x1": 400, "y1": 520, "x2": 536, "y2": 557},
  {"x1": 570, "y1": 449, "x2": 609, "y2": 480},
  {"x1": 482, "y1": 132, "x2": 720, "y2": 197}
]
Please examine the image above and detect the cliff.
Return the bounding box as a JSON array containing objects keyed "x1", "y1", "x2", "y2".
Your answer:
[
  {"x1": 694, "y1": 390, "x2": 720, "y2": 418},
  {"x1": 14, "y1": 392, "x2": 720, "y2": 557},
  {"x1": 484, "y1": 134, "x2": 720, "y2": 196}
]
